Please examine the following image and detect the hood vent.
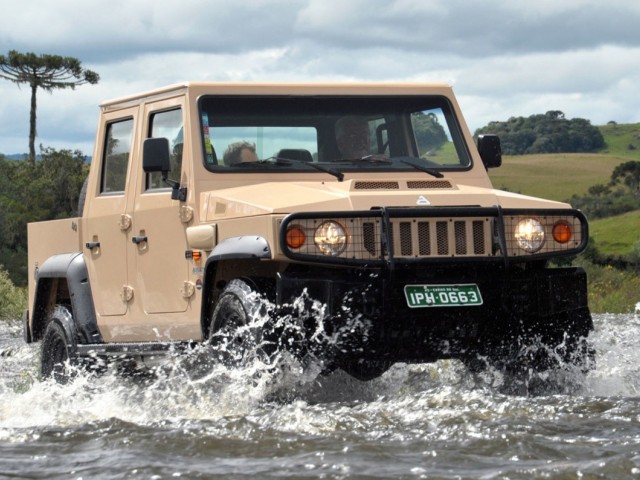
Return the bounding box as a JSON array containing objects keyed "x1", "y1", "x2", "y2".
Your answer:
[
  {"x1": 407, "y1": 180, "x2": 453, "y2": 189},
  {"x1": 353, "y1": 180, "x2": 454, "y2": 190},
  {"x1": 354, "y1": 181, "x2": 400, "y2": 190}
]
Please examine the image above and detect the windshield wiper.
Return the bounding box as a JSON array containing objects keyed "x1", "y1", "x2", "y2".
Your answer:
[
  {"x1": 335, "y1": 154, "x2": 392, "y2": 164},
  {"x1": 266, "y1": 157, "x2": 345, "y2": 182},
  {"x1": 399, "y1": 158, "x2": 444, "y2": 178}
]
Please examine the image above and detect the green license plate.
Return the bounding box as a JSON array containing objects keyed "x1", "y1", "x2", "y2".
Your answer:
[{"x1": 404, "y1": 284, "x2": 483, "y2": 308}]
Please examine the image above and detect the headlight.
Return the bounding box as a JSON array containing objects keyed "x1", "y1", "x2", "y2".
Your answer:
[
  {"x1": 314, "y1": 221, "x2": 347, "y2": 255},
  {"x1": 514, "y1": 218, "x2": 545, "y2": 253}
]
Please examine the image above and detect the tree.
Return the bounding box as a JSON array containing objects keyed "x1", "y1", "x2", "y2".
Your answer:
[
  {"x1": 474, "y1": 111, "x2": 605, "y2": 155},
  {"x1": 411, "y1": 112, "x2": 448, "y2": 154},
  {"x1": 611, "y1": 161, "x2": 640, "y2": 198},
  {"x1": 0, "y1": 147, "x2": 88, "y2": 286},
  {"x1": 0, "y1": 50, "x2": 99, "y2": 163}
]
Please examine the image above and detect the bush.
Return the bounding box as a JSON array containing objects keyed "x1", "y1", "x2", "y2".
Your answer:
[
  {"x1": 0, "y1": 266, "x2": 27, "y2": 320},
  {"x1": 577, "y1": 260, "x2": 640, "y2": 314}
]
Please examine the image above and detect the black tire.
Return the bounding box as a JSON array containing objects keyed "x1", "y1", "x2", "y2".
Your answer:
[
  {"x1": 41, "y1": 316, "x2": 76, "y2": 384},
  {"x1": 340, "y1": 360, "x2": 392, "y2": 381},
  {"x1": 209, "y1": 279, "x2": 273, "y2": 367},
  {"x1": 484, "y1": 325, "x2": 594, "y2": 395}
]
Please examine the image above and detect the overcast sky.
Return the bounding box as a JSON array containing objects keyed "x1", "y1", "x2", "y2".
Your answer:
[{"x1": 1, "y1": 0, "x2": 640, "y2": 156}]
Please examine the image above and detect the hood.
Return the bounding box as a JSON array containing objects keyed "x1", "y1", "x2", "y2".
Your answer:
[{"x1": 201, "y1": 178, "x2": 570, "y2": 221}]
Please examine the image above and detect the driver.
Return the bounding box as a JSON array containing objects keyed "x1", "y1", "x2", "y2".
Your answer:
[
  {"x1": 335, "y1": 116, "x2": 371, "y2": 158},
  {"x1": 223, "y1": 141, "x2": 258, "y2": 165}
]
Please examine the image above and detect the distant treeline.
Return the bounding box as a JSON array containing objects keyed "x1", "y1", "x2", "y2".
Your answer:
[
  {"x1": 475, "y1": 110, "x2": 605, "y2": 155},
  {"x1": 1, "y1": 153, "x2": 92, "y2": 163},
  {"x1": 0, "y1": 148, "x2": 88, "y2": 286}
]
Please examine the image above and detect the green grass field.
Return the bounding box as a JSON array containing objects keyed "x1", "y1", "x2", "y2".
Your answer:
[
  {"x1": 597, "y1": 122, "x2": 640, "y2": 159},
  {"x1": 488, "y1": 122, "x2": 640, "y2": 203},
  {"x1": 588, "y1": 210, "x2": 640, "y2": 256},
  {"x1": 488, "y1": 153, "x2": 627, "y2": 203}
]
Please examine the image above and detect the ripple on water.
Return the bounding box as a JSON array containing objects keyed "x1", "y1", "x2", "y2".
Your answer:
[{"x1": 1, "y1": 314, "x2": 640, "y2": 478}]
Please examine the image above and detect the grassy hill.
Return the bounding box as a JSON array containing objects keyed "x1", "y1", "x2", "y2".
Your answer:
[
  {"x1": 598, "y1": 122, "x2": 640, "y2": 159},
  {"x1": 488, "y1": 153, "x2": 626, "y2": 203},
  {"x1": 589, "y1": 209, "x2": 640, "y2": 256},
  {"x1": 488, "y1": 122, "x2": 640, "y2": 203}
]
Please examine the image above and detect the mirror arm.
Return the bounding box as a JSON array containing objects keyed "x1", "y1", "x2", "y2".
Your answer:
[{"x1": 162, "y1": 173, "x2": 187, "y2": 202}]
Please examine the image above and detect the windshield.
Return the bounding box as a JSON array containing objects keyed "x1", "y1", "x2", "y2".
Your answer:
[{"x1": 199, "y1": 95, "x2": 471, "y2": 174}]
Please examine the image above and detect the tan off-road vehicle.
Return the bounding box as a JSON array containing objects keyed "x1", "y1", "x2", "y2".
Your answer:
[{"x1": 24, "y1": 82, "x2": 593, "y2": 383}]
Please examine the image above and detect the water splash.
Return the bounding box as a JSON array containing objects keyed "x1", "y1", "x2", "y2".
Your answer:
[
  {"x1": 1, "y1": 313, "x2": 639, "y2": 433},
  {"x1": 583, "y1": 313, "x2": 640, "y2": 396}
]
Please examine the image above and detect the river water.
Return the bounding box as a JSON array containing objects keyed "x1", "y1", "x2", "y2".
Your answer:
[{"x1": 2, "y1": 313, "x2": 640, "y2": 479}]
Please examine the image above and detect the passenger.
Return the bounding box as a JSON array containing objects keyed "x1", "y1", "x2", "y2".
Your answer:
[
  {"x1": 335, "y1": 116, "x2": 371, "y2": 159},
  {"x1": 223, "y1": 141, "x2": 259, "y2": 165}
]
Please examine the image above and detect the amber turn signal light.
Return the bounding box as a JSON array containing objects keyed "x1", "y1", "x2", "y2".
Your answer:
[
  {"x1": 286, "y1": 226, "x2": 306, "y2": 249},
  {"x1": 552, "y1": 222, "x2": 573, "y2": 244}
]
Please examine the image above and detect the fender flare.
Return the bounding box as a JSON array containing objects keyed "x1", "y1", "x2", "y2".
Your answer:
[
  {"x1": 31, "y1": 252, "x2": 102, "y2": 344},
  {"x1": 200, "y1": 236, "x2": 271, "y2": 335}
]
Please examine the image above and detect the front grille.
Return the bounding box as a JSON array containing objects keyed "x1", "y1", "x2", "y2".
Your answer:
[
  {"x1": 388, "y1": 217, "x2": 492, "y2": 258},
  {"x1": 292, "y1": 215, "x2": 494, "y2": 260},
  {"x1": 279, "y1": 207, "x2": 588, "y2": 265}
]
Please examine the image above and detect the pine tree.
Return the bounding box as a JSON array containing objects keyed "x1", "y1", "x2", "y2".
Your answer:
[{"x1": 0, "y1": 50, "x2": 99, "y2": 163}]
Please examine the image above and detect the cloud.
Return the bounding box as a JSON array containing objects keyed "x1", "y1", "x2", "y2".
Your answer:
[
  {"x1": 296, "y1": 0, "x2": 640, "y2": 55},
  {"x1": 1, "y1": 0, "x2": 640, "y2": 154}
]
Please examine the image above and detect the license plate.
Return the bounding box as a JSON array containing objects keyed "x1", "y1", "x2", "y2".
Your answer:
[{"x1": 404, "y1": 284, "x2": 483, "y2": 308}]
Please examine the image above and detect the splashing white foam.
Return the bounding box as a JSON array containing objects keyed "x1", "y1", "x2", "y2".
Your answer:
[{"x1": 1, "y1": 314, "x2": 639, "y2": 432}]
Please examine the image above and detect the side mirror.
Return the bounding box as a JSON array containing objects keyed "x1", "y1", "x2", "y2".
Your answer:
[
  {"x1": 142, "y1": 137, "x2": 187, "y2": 202},
  {"x1": 143, "y1": 137, "x2": 171, "y2": 174},
  {"x1": 477, "y1": 134, "x2": 502, "y2": 169}
]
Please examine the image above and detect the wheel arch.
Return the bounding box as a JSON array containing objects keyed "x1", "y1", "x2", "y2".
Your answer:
[
  {"x1": 200, "y1": 236, "x2": 272, "y2": 338},
  {"x1": 30, "y1": 252, "x2": 102, "y2": 345}
]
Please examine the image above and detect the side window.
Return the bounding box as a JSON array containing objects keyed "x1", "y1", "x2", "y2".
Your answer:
[
  {"x1": 147, "y1": 108, "x2": 183, "y2": 190},
  {"x1": 101, "y1": 118, "x2": 134, "y2": 193}
]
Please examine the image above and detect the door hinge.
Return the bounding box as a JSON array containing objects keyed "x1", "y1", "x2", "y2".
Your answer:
[
  {"x1": 179, "y1": 206, "x2": 194, "y2": 223},
  {"x1": 119, "y1": 214, "x2": 132, "y2": 231},
  {"x1": 120, "y1": 285, "x2": 134, "y2": 303},
  {"x1": 180, "y1": 281, "x2": 196, "y2": 299}
]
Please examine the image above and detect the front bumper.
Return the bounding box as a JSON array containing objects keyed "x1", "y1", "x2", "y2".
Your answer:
[{"x1": 276, "y1": 264, "x2": 592, "y2": 363}]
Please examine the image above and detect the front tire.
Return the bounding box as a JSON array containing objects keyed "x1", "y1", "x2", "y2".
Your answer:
[
  {"x1": 340, "y1": 360, "x2": 392, "y2": 381},
  {"x1": 480, "y1": 311, "x2": 595, "y2": 394},
  {"x1": 209, "y1": 279, "x2": 273, "y2": 367},
  {"x1": 41, "y1": 315, "x2": 76, "y2": 383}
]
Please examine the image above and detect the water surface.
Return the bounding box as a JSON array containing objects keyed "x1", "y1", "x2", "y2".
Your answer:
[{"x1": 1, "y1": 314, "x2": 640, "y2": 479}]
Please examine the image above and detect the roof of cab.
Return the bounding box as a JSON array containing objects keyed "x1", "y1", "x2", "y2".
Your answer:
[{"x1": 99, "y1": 81, "x2": 455, "y2": 110}]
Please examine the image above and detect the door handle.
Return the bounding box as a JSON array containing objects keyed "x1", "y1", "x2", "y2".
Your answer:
[
  {"x1": 132, "y1": 235, "x2": 148, "y2": 245},
  {"x1": 85, "y1": 241, "x2": 101, "y2": 250}
]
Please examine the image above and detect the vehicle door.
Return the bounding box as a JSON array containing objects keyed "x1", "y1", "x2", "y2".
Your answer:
[
  {"x1": 129, "y1": 100, "x2": 192, "y2": 315},
  {"x1": 83, "y1": 109, "x2": 137, "y2": 316}
]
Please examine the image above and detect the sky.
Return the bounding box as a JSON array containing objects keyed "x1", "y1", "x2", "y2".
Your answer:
[{"x1": 1, "y1": 0, "x2": 640, "y2": 156}]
